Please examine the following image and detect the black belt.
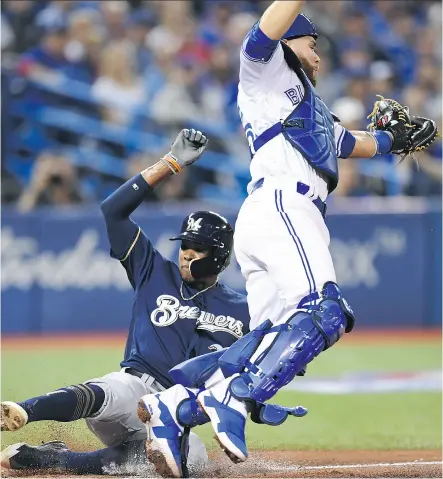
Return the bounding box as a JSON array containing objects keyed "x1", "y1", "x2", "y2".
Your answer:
[
  {"x1": 124, "y1": 368, "x2": 165, "y2": 390},
  {"x1": 125, "y1": 368, "x2": 145, "y2": 379},
  {"x1": 251, "y1": 178, "x2": 327, "y2": 218}
]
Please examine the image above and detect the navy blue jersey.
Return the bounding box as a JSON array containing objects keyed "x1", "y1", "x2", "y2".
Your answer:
[{"x1": 114, "y1": 225, "x2": 250, "y2": 388}]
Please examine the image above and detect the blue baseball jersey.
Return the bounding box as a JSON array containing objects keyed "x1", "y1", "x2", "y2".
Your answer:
[{"x1": 112, "y1": 225, "x2": 250, "y2": 388}]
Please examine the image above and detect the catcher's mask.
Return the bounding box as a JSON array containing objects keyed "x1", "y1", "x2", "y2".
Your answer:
[{"x1": 170, "y1": 211, "x2": 234, "y2": 280}]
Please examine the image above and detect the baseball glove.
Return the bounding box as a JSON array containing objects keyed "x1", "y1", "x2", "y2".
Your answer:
[{"x1": 367, "y1": 95, "x2": 439, "y2": 164}]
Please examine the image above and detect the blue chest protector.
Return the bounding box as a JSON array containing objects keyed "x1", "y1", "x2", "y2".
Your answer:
[{"x1": 252, "y1": 69, "x2": 339, "y2": 192}]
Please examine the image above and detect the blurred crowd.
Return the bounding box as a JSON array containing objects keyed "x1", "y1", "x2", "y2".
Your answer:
[{"x1": 1, "y1": 0, "x2": 442, "y2": 209}]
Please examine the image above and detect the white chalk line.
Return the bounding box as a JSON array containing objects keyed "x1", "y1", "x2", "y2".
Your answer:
[{"x1": 265, "y1": 460, "x2": 442, "y2": 472}]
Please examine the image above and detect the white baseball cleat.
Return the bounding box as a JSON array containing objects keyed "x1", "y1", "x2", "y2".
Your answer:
[
  {"x1": 1, "y1": 402, "x2": 28, "y2": 432},
  {"x1": 197, "y1": 375, "x2": 248, "y2": 464},
  {"x1": 137, "y1": 385, "x2": 189, "y2": 478}
]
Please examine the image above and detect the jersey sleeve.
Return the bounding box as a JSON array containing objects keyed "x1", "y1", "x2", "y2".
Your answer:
[
  {"x1": 335, "y1": 123, "x2": 357, "y2": 159},
  {"x1": 112, "y1": 225, "x2": 157, "y2": 290},
  {"x1": 239, "y1": 21, "x2": 287, "y2": 90}
]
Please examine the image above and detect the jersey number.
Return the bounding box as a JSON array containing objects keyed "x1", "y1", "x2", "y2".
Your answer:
[{"x1": 239, "y1": 107, "x2": 256, "y2": 159}]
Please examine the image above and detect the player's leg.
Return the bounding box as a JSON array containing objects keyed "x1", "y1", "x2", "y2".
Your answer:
[
  {"x1": 1, "y1": 373, "x2": 142, "y2": 474},
  {"x1": 0, "y1": 438, "x2": 146, "y2": 474},
  {"x1": 2, "y1": 372, "x2": 208, "y2": 475},
  {"x1": 86, "y1": 371, "x2": 208, "y2": 476},
  {"x1": 198, "y1": 188, "x2": 354, "y2": 462},
  {"x1": 234, "y1": 187, "x2": 336, "y2": 326},
  {"x1": 1, "y1": 383, "x2": 106, "y2": 431}
]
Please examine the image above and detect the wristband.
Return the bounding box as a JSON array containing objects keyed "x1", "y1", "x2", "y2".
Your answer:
[
  {"x1": 161, "y1": 154, "x2": 182, "y2": 175},
  {"x1": 370, "y1": 130, "x2": 394, "y2": 155}
]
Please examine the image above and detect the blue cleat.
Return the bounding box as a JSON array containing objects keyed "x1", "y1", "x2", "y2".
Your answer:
[
  {"x1": 197, "y1": 375, "x2": 248, "y2": 464},
  {"x1": 138, "y1": 385, "x2": 209, "y2": 478},
  {"x1": 138, "y1": 386, "x2": 187, "y2": 478}
]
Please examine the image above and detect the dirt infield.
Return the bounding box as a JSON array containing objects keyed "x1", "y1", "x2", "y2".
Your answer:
[
  {"x1": 1, "y1": 449, "x2": 441, "y2": 478},
  {"x1": 2, "y1": 328, "x2": 442, "y2": 350}
]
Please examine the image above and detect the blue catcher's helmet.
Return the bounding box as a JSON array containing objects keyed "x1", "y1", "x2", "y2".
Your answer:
[
  {"x1": 283, "y1": 13, "x2": 318, "y2": 41},
  {"x1": 170, "y1": 211, "x2": 234, "y2": 279}
]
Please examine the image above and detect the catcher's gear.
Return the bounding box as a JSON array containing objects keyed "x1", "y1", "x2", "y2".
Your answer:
[
  {"x1": 162, "y1": 129, "x2": 209, "y2": 174},
  {"x1": 367, "y1": 96, "x2": 438, "y2": 163}
]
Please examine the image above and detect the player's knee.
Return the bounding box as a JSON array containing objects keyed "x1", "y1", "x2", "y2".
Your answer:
[
  {"x1": 64, "y1": 383, "x2": 106, "y2": 420},
  {"x1": 312, "y1": 281, "x2": 355, "y2": 348}
]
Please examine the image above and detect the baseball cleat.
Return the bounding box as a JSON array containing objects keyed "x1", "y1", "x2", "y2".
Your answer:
[
  {"x1": 0, "y1": 441, "x2": 68, "y2": 470},
  {"x1": 137, "y1": 385, "x2": 189, "y2": 478},
  {"x1": 1, "y1": 401, "x2": 28, "y2": 432},
  {"x1": 197, "y1": 376, "x2": 248, "y2": 464}
]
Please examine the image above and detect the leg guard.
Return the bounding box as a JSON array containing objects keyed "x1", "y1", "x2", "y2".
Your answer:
[
  {"x1": 225, "y1": 282, "x2": 355, "y2": 403},
  {"x1": 228, "y1": 374, "x2": 307, "y2": 426}
]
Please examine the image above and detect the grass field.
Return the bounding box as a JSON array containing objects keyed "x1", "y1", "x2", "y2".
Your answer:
[{"x1": 1, "y1": 336, "x2": 441, "y2": 453}]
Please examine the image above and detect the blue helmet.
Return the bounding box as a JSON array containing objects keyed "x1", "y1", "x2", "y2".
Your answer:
[{"x1": 283, "y1": 13, "x2": 318, "y2": 41}]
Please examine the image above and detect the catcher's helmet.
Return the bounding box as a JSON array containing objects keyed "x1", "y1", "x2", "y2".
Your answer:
[
  {"x1": 283, "y1": 13, "x2": 318, "y2": 41},
  {"x1": 170, "y1": 211, "x2": 234, "y2": 279}
]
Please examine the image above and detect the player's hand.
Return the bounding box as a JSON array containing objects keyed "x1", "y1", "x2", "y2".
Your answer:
[{"x1": 169, "y1": 129, "x2": 209, "y2": 169}]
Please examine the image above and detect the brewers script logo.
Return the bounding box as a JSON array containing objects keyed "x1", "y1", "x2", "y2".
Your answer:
[
  {"x1": 150, "y1": 294, "x2": 244, "y2": 339},
  {"x1": 187, "y1": 217, "x2": 202, "y2": 232}
]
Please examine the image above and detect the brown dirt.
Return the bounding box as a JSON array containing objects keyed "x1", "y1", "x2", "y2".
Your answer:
[
  {"x1": 1, "y1": 449, "x2": 441, "y2": 478},
  {"x1": 1, "y1": 329, "x2": 441, "y2": 351}
]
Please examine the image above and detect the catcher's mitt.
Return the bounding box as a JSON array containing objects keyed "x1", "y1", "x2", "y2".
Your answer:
[{"x1": 367, "y1": 95, "x2": 439, "y2": 163}]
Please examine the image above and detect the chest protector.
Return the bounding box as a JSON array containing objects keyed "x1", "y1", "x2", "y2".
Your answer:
[{"x1": 252, "y1": 67, "x2": 339, "y2": 192}]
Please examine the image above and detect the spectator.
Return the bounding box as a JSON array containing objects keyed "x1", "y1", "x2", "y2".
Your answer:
[
  {"x1": 92, "y1": 40, "x2": 146, "y2": 126},
  {"x1": 2, "y1": 1, "x2": 40, "y2": 55},
  {"x1": 199, "y1": 44, "x2": 237, "y2": 124},
  {"x1": 16, "y1": 22, "x2": 72, "y2": 109},
  {"x1": 1, "y1": 168, "x2": 23, "y2": 205},
  {"x1": 199, "y1": 2, "x2": 235, "y2": 48},
  {"x1": 17, "y1": 23, "x2": 70, "y2": 82},
  {"x1": 368, "y1": 61, "x2": 397, "y2": 100},
  {"x1": 150, "y1": 58, "x2": 203, "y2": 127},
  {"x1": 35, "y1": 1, "x2": 75, "y2": 34},
  {"x1": 100, "y1": 1, "x2": 130, "y2": 41},
  {"x1": 1, "y1": 0, "x2": 441, "y2": 205},
  {"x1": 124, "y1": 8, "x2": 157, "y2": 74},
  {"x1": 333, "y1": 159, "x2": 369, "y2": 197},
  {"x1": 18, "y1": 152, "x2": 85, "y2": 212},
  {"x1": 64, "y1": 8, "x2": 103, "y2": 84},
  {"x1": 331, "y1": 96, "x2": 365, "y2": 131}
]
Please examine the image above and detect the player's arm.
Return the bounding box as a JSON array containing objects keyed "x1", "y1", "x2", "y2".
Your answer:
[
  {"x1": 240, "y1": 1, "x2": 304, "y2": 87},
  {"x1": 335, "y1": 123, "x2": 390, "y2": 159},
  {"x1": 259, "y1": 1, "x2": 305, "y2": 40},
  {"x1": 347, "y1": 129, "x2": 399, "y2": 159},
  {"x1": 100, "y1": 129, "x2": 209, "y2": 263},
  {"x1": 348, "y1": 131, "x2": 379, "y2": 158}
]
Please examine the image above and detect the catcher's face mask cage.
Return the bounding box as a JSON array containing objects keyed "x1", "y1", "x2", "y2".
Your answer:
[{"x1": 170, "y1": 211, "x2": 234, "y2": 279}]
